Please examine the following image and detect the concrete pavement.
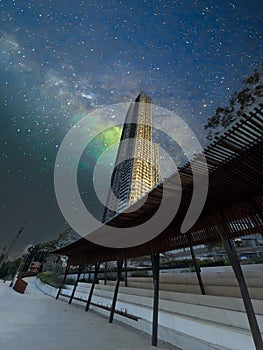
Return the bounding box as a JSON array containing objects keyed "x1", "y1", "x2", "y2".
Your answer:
[{"x1": 0, "y1": 278, "x2": 176, "y2": 350}]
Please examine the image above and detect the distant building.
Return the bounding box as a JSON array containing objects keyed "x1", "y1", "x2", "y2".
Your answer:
[
  {"x1": 102, "y1": 92, "x2": 161, "y2": 223},
  {"x1": 237, "y1": 234, "x2": 263, "y2": 247}
]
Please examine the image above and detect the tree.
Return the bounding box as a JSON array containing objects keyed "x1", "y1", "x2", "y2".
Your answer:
[
  {"x1": 0, "y1": 228, "x2": 79, "y2": 279},
  {"x1": 0, "y1": 257, "x2": 22, "y2": 279},
  {"x1": 205, "y1": 64, "x2": 263, "y2": 140}
]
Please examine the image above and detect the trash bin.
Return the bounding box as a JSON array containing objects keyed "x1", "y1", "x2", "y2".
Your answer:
[{"x1": 13, "y1": 277, "x2": 28, "y2": 294}]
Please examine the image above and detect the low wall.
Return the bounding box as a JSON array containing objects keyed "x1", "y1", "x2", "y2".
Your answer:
[{"x1": 35, "y1": 278, "x2": 58, "y2": 298}]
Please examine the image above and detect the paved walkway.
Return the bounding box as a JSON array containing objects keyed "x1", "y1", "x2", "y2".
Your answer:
[{"x1": 0, "y1": 278, "x2": 175, "y2": 350}]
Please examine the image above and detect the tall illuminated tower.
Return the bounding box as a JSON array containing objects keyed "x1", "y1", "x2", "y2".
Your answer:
[{"x1": 102, "y1": 92, "x2": 161, "y2": 223}]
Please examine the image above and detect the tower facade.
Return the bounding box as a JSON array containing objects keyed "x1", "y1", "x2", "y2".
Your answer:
[{"x1": 102, "y1": 92, "x2": 161, "y2": 223}]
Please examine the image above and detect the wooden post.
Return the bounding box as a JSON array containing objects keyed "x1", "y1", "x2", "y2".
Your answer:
[
  {"x1": 251, "y1": 199, "x2": 263, "y2": 239},
  {"x1": 189, "y1": 245, "x2": 206, "y2": 295},
  {"x1": 69, "y1": 265, "x2": 82, "y2": 304},
  {"x1": 188, "y1": 235, "x2": 206, "y2": 295},
  {"x1": 104, "y1": 262, "x2": 108, "y2": 285},
  {"x1": 88, "y1": 264, "x2": 92, "y2": 281},
  {"x1": 214, "y1": 211, "x2": 263, "y2": 350},
  {"x1": 151, "y1": 252, "x2": 160, "y2": 347},
  {"x1": 109, "y1": 260, "x2": 123, "y2": 323},
  {"x1": 85, "y1": 262, "x2": 100, "y2": 312},
  {"x1": 56, "y1": 265, "x2": 70, "y2": 300},
  {"x1": 124, "y1": 258, "x2": 128, "y2": 287}
]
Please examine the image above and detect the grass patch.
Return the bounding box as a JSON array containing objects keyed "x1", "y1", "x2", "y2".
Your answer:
[{"x1": 37, "y1": 271, "x2": 62, "y2": 288}]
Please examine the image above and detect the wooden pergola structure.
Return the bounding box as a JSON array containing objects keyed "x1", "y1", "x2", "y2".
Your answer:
[{"x1": 55, "y1": 101, "x2": 263, "y2": 349}]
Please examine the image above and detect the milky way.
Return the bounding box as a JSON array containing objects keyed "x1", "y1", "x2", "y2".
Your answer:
[{"x1": 0, "y1": 1, "x2": 262, "y2": 256}]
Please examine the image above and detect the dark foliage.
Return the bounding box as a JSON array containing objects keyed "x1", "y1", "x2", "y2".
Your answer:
[{"x1": 205, "y1": 64, "x2": 263, "y2": 140}]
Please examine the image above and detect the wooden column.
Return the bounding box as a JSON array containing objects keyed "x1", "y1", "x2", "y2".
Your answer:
[
  {"x1": 104, "y1": 262, "x2": 108, "y2": 285},
  {"x1": 214, "y1": 211, "x2": 263, "y2": 350},
  {"x1": 124, "y1": 258, "x2": 128, "y2": 287},
  {"x1": 188, "y1": 235, "x2": 206, "y2": 295},
  {"x1": 85, "y1": 262, "x2": 100, "y2": 312},
  {"x1": 109, "y1": 260, "x2": 123, "y2": 323},
  {"x1": 56, "y1": 265, "x2": 70, "y2": 300},
  {"x1": 251, "y1": 199, "x2": 263, "y2": 239},
  {"x1": 151, "y1": 252, "x2": 160, "y2": 347},
  {"x1": 69, "y1": 265, "x2": 82, "y2": 304},
  {"x1": 88, "y1": 264, "x2": 92, "y2": 281}
]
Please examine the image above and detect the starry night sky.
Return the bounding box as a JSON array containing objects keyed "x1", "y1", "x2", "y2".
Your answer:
[{"x1": 0, "y1": 1, "x2": 262, "y2": 257}]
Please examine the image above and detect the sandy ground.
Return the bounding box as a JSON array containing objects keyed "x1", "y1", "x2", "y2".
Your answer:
[{"x1": 0, "y1": 277, "x2": 176, "y2": 350}]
